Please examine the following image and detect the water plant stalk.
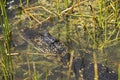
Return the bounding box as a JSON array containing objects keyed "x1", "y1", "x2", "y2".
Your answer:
[
  {"x1": 0, "y1": 0, "x2": 13, "y2": 80},
  {"x1": 118, "y1": 64, "x2": 120, "y2": 80}
]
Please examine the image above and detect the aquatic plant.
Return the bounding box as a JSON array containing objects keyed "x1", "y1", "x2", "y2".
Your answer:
[
  {"x1": 0, "y1": 0, "x2": 119, "y2": 80},
  {"x1": 0, "y1": 0, "x2": 13, "y2": 80}
]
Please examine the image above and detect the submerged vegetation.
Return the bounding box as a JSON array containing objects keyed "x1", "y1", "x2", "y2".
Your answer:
[{"x1": 0, "y1": 0, "x2": 120, "y2": 80}]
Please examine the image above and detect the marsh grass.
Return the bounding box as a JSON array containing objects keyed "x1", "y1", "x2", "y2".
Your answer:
[
  {"x1": 0, "y1": 1, "x2": 13, "y2": 80},
  {"x1": 0, "y1": 0, "x2": 120, "y2": 80},
  {"x1": 93, "y1": 52, "x2": 98, "y2": 80},
  {"x1": 45, "y1": 69, "x2": 49, "y2": 80},
  {"x1": 119, "y1": 64, "x2": 120, "y2": 80},
  {"x1": 118, "y1": 64, "x2": 120, "y2": 80},
  {"x1": 33, "y1": 62, "x2": 38, "y2": 80},
  {"x1": 67, "y1": 50, "x2": 74, "y2": 80}
]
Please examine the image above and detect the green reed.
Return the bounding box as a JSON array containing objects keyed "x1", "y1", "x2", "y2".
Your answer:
[
  {"x1": 64, "y1": 0, "x2": 68, "y2": 8},
  {"x1": 64, "y1": 0, "x2": 71, "y2": 49},
  {"x1": 33, "y1": 62, "x2": 38, "y2": 80},
  {"x1": 119, "y1": 64, "x2": 120, "y2": 80},
  {"x1": 45, "y1": 69, "x2": 49, "y2": 80},
  {"x1": 56, "y1": 0, "x2": 61, "y2": 39},
  {"x1": 27, "y1": 0, "x2": 29, "y2": 6},
  {"x1": 26, "y1": 54, "x2": 32, "y2": 80},
  {"x1": 0, "y1": 0, "x2": 13, "y2": 80},
  {"x1": 19, "y1": 0, "x2": 22, "y2": 6}
]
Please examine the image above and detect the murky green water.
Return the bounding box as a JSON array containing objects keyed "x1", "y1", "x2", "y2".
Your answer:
[{"x1": 0, "y1": 0, "x2": 120, "y2": 80}]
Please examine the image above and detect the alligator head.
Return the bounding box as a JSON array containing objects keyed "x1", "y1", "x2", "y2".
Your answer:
[{"x1": 19, "y1": 27, "x2": 68, "y2": 55}]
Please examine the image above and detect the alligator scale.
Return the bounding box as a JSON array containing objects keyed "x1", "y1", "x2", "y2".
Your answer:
[
  {"x1": 19, "y1": 27, "x2": 68, "y2": 55},
  {"x1": 18, "y1": 27, "x2": 118, "y2": 80}
]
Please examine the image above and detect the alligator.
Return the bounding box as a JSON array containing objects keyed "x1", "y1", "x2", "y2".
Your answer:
[
  {"x1": 61, "y1": 53, "x2": 118, "y2": 80},
  {"x1": 19, "y1": 27, "x2": 68, "y2": 55},
  {"x1": 1, "y1": 1, "x2": 118, "y2": 80},
  {"x1": 18, "y1": 27, "x2": 118, "y2": 80}
]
